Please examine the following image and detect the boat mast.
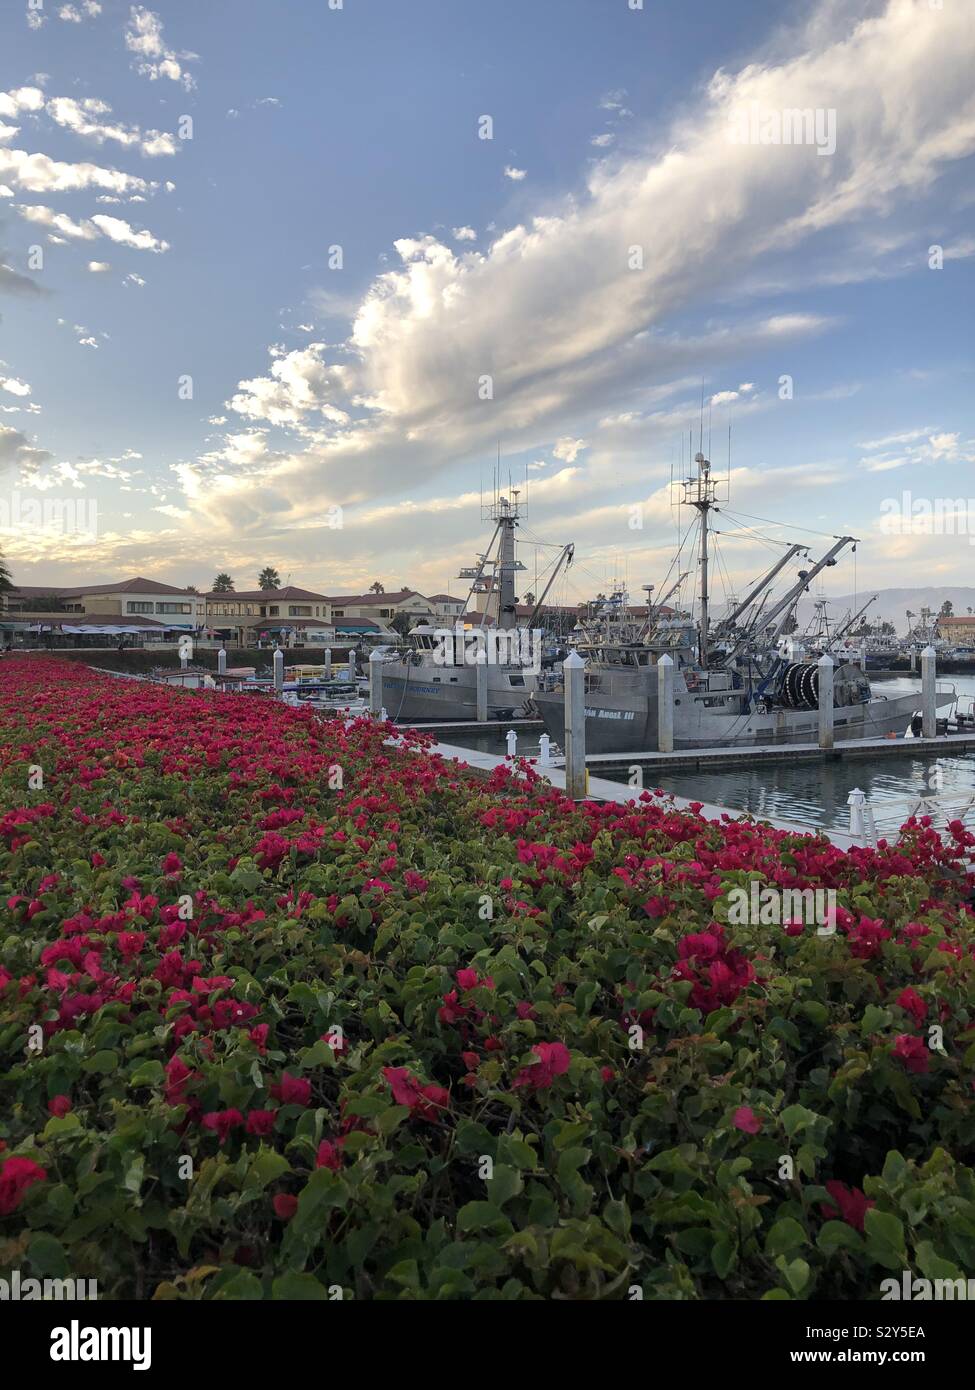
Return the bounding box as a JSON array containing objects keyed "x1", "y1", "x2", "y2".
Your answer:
[
  {"x1": 494, "y1": 491, "x2": 525, "y2": 631},
  {"x1": 683, "y1": 451, "x2": 720, "y2": 668}
]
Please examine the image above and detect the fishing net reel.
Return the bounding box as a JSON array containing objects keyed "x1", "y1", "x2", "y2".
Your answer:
[{"x1": 778, "y1": 661, "x2": 820, "y2": 710}]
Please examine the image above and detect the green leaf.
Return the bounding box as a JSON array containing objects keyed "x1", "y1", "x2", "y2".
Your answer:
[
  {"x1": 213, "y1": 1270, "x2": 264, "y2": 1300},
  {"x1": 765, "y1": 1217, "x2": 807, "y2": 1257},
  {"x1": 817, "y1": 1221, "x2": 862, "y2": 1254},
  {"x1": 271, "y1": 1272, "x2": 329, "y2": 1300}
]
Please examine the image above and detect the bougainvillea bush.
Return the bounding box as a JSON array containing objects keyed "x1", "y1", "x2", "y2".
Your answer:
[{"x1": 2, "y1": 657, "x2": 975, "y2": 1301}]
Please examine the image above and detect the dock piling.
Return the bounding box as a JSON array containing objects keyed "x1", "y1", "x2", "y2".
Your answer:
[
  {"x1": 539, "y1": 733, "x2": 551, "y2": 767},
  {"x1": 369, "y1": 649, "x2": 385, "y2": 717},
  {"x1": 217, "y1": 648, "x2": 227, "y2": 676},
  {"x1": 563, "y1": 650, "x2": 587, "y2": 799},
  {"x1": 476, "y1": 649, "x2": 488, "y2": 722},
  {"x1": 273, "y1": 647, "x2": 284, "y2": 694},
  {"x1": 818, "y1": 653, "x2": 834, "y2": 750},
  {"x1": 922, "y1": 645, "x2": 937, "y2": 738},
  {"x1": 657, "y1": 654, "x2": 675, "y2": 754},
  {"x1": 323, "y1": 647, "x2": 332, "y2": 679},
  {"x1": 506, "y1": 729, "x2": 518, "y2": 757}
]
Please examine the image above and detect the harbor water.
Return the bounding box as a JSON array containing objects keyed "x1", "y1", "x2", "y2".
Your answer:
[{"x1": 445, "y1": 675, "x2": 975, "y2": 836}]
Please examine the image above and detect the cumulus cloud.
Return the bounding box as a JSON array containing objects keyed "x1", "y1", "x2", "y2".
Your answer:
[
  {"x1": 87, "y1": 260, "x2": 111, "y2": 272},
  {"x1": 0, "y1": 374, "x2": 31, "y2": 397},
  {"x1": 503, "y1": 165, "x2": 526, "y2": 180},
  {"x1": 45, "y1": 96, "x2": 177, "y2": 157},
  {"x1": 125, "y1": 6, "x2": 197, "y2": 89},
  {"x1": 452, "y1": 226, "x2": 477, "y2": 241},
  {"x1": 148, "y1": 1, "x2": 975, "y2": 549}
]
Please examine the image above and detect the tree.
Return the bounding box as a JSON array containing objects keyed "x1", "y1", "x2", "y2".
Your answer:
[
  {"x1": 184, "y1": 584, "x2": 199, "y2": 594},
  {"x1": 389, "y1": 612, "x2": 414, "y2": 638},
  {"x1": 258, "y1": 567, "x2": 281, "y2": 591},
  {"x1": 523, "y1": 591, "x2": 536, "y2": 606},
  {"x1": 369, "y1": 581, "x2": 385, "y2": 594},
  {"x1": 0, "y1": 551, "x2": 14, "y2": 594},
  {"x1": 940, "y1": 599, "x2": 954, "y2": 618},
  {"x1": 212, "y1": 574, "x2": 235, "y2": 593}
]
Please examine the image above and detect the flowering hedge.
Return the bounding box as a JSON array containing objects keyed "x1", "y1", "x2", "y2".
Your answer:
[{"x1": 2, "y1": 656, "x2": 975, "y2": 1300}]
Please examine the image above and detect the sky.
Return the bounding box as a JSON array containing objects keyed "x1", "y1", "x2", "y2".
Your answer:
[{"x1": 0, "y1": 0, "x2": 973, "y2": 614}]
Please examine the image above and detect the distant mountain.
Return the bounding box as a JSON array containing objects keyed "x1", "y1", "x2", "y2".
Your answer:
[{"x1": 795, "y1": 587, "x2": 975, "y2": 631}]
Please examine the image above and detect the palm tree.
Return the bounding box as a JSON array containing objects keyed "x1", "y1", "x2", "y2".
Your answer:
[
  {"x1": 524, "y1": 591, "x2": 536, "y2": 606},
  {"x1": 258, "y1": 567, "x2": 281, "y2": 591},
  {"x1": 184, "y1": 584, "x2": 199, "y2": 594},
  {"x1": 369, "y1": 581, "x2": 385, "y2": 594},
  {"x1": 212, "y1": 573, "x2": 235, "y2": 593},
  {"x1": 0, "y1": 550, "x2": 13, "y2": 594},
  {"x1": 940, "y1": 599, "x2": 954, "y2": 618}
]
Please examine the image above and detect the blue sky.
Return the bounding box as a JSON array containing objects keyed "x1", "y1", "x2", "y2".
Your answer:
[{"x1": 1, "y1": 0, "x2": 973, "y2": 610}]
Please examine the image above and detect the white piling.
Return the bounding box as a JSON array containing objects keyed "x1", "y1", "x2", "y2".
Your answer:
[
  {"x1": 273, "y1": 647, "x2": 284, "y2": 694},
  {"x1": 217, "y1": 648, "x2": 227, "y2": 676},
  {"x1": 921, "y1": 645, "x2": 937, "y2": 738},
  {"x1": 848, "y1": 787, "x2": 865, "y2": 843},
  {"x1": 817, "y1": 653, "x2": 834, "y2": 750},
  {"x1": 369, "y1": 648, "x2": 385, "y2": 716},
  {"x1": 538, "y1": 733, "x2": 551, "y2": 767},
  {"x1": 563, "y1": 650, "x2": 587, "y2": 799},
  {"x1": 323, "y1": 646, "x2": 332, "y2": 678},
  {"x1": 858, "y1": 644, "x2": 867, "y2": 672},
  {"x1": 657, "y1": 654, "x2": 675, "y2": 754},
  {"x1": 476, "y1": 649, "x2": 488, "y2": 723},
  {"x1": 505, "y1": 729, "x2": 518, "y2": 758}
]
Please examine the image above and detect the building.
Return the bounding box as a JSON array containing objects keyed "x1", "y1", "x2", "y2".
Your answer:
[
  {"x1": 3, "y1": 577, "x2": 202, "y2": 626},
  {"x1": 325, "y1": 589, "x2": 433, "y2": 626},
  {"x1": 936, "y1": 614, "x2": 975, "y2": 646},
  {"x1": 426, "y1": 593, "x2": 467, "y2": 620}
]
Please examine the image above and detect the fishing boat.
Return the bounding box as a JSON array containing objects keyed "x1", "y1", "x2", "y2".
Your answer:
[
  {"x1": 534, "y1": 453, "x2": 955, "y2": 754},
  {"x1": 380, "y1": 491, "x2": 573, "y2": 722}
]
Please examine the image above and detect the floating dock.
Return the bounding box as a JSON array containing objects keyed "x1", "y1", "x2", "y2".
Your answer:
[{"x1": 579, "y1": 730, "x2": 975, "y2": 772}]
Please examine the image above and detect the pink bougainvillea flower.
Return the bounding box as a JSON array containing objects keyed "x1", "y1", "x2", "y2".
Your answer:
[
  {"x1": 245, "y1": 1110, "x2": 277, "y2": 1136},
  {"x1": 733, "y1": 1106, "x2": 762, "y2": 1134},
  {"x1": 382, "y1": 1066, "x2": 450, "y2": 1121},
  {"x1": 893, "y1": 1034, "x2": 930, "y2": 1074},
  {"x1": 270, "y1": 1073, "x2": 311, "y2": 1106},
  {"x1": 315, "y1": 1140, "x2": 343, "y2": 1172},
  {"x1": 895, "y1": 988, "x2": 927, "y2": 1026},
  {"x1": 0, "y1": 1156, "x2": 47, "y2": 1215},
  {"x1": 513, "y1": 1040, "x2": 571, "y2": 1091},
  {"x1": 272, "y1": 1193, "x2": 298, "y2": 1221},
  {"x1": 47, "y1": 1095, "x2": 72, "y2": 1118},
  {"x1": 820, "y1": 1180, "x2": 874, "y2": 1233},
  {"x1": 202, "y1": 1108, "x2": 244, "y2": 1143}
]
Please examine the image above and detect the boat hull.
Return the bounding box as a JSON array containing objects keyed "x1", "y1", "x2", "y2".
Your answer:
[
  {"x1": 534, "y1": 687, "x2": 954, "y2": 755},
  {"x1": 380, "y1": 661, "x2": 534, "y2": 722}
]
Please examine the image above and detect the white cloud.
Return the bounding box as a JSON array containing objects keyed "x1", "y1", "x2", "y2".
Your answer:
[
  {"x1": 503, "y1": 166, "x2": 527, "y2": 181},
  {"x1": 452, "y1": 226, "x2": 477, "y2": 241},
  {"x1": 0, "y1": 125, "x2": 20, "y2": 142},
  {"x1": 58, "y1": 2, "x2": 102, "y2": 21},
  {"x1": 87, "y1": 260, "x2": 111, "y2": 272},
  {"x1": 16, "y1": 203, "x2": 168, "y2": 252},
  {"x1": 0, "y1": 146, "x2": 149, "y2": 195},
  {"x1": 552, "y1": 437, "x2": 588, "y2": 463},
  {"x1": 45, "y1": 96, "x2": 177, "y2": 157},
  {"x1": 0, "y1": 375, "x2": 31, "y2": 397},
  {"x1": 0, "y1": 87, "x2": 46, "y2": 119},
  {"x1": 90, "y1": 212, "x2": 169, "y2": 252},
  {"x1": 590, "y1": 133, "x2": 615, "y2": 148},
  {"x1": 123, "y1": 271, "x2": 146, "y2": 286},
  {"x1": 125, "y1": 6, "x2": 197, "y2": 90}
]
